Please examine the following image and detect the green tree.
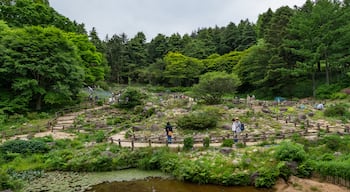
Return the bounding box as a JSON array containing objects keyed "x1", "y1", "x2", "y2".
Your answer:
[
  {"x1": 163, "y1": 52, "x2": 204, "y2": 87},
  {"x1": 192, "y1": 71, "x2": 241, "y2": 104},
  {"x1": 0, "y1": 26, "x2": 84, "y2": 112},
  {"x1": 0, "y1": 0, "x2": 85, "y2": 33},
  {"x1": 66, "y1": 32, "x2": 108, "y2": 86}
]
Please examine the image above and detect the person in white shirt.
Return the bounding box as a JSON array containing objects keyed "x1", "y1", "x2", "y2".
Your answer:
[{"x1": 232, "y1": 117, "x2": 241, "y2": 142}]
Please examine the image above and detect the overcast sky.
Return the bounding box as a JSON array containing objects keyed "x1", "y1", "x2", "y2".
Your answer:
[{"x1": 49, "y1": 0, "x2": 306, "y2": 41}]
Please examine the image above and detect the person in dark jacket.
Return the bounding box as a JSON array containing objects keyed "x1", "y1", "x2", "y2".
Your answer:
[{"x1": 165, "y1": 122, "x2": 173, "y2": 144}]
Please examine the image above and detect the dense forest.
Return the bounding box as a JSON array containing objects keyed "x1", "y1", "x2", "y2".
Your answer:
[{"x1": 1, "y1": 0, "x2": 350, "y2": 114}]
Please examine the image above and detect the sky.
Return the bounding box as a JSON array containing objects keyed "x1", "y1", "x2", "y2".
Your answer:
[{"x1": 49, "y1": 0, "x2": 306, "y2": 41}]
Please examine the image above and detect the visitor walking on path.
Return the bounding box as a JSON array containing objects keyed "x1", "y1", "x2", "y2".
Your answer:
[
  {"x1": 165, "y1": 122, "x2": 173, "y2": 144},
  {"x1": 232, "y1": 117, "x2": 242, "y2": 142}
]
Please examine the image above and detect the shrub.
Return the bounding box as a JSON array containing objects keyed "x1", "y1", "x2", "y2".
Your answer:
[
  {"x1": 324, "y1": 103, "x2": 349, "y2": 118},
  {"x1": 221, "y1": 139, "x2": 233, "y2": 147},
  {"x1": 117, "y1": 88, "x2": 145, "y2": 109},
  {"x1": 203, "y1": 137, "x2": 210, "y2": 148},
  {"x1": 183, "y1": 137, "x2": 194, "y2": 150},
  {"x1": 0, "y1": 169, "x2": 23, "y2": 191},
  {"x1": 320, "y1": 134, "x2": 343, "y2": 151},
  {"x1": 254, "y1": 167, "x2": 279, "y2": 188},
  {"x1": 177, "y1": 111, "x2": 218, "y2": 130},
  {"x1": 0, "y1": 140, "x2": 49, "y2": 155},
  {"x1": 315, "y1": 84, "x2": 342, "y2": 99},
  {"x1": 275, "y1": 141, "x2": 306, "y2": 163}
]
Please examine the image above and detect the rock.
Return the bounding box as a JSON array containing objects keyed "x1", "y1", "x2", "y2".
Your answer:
[
  {"x1": 220, "y1": 147, "x2": 233, "y2": 155},
  {"x1": 280, "y1": 108, "x2": 288, "y2": 112},
  {"x1": 308, "y1": 112, "x2": 314, "y2": 117},
  {"x1": 133, "y1": 125, "x2": 146, "y2": 131},
  {"x1": 156, "y1": 112, "x2": 164, "y2": 118},
  {"x1": 261, "y1": 107, "x2": 271, "y2": 113},
  {"x1": 298, "y1": 114, "x2": 307, "y2": 120},
  {"x1": 334, "y1": 152, "x2": 342, "y2": 156},
  {"x1": 101, "y1": 151, "x2": 115, "y2": 158},
  {"x1": 151, "y1": 124, "x2": 160, "y2": 131},
  {"x1": 222, "y1": 124, "x2": 232, "y2": 130}
]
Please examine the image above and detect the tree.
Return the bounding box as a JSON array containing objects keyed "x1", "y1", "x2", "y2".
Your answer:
[
  {"x1": 105, "y1": 34, "x2": 128, "y2": 83},
  {"x1": 0, "y1": 25, "x2": 84, "y2": 112},
  {"x1": 66, "y1": 32, "x2": 108, "y2": 86},
  {"x1": 192, "y1": 71, "x2": 241, "y2": 104},
  {"x1": 163, "y1": 52, "x2": 204, "y2": 87},
  {"x1": 0, "y1": 0, "x2": 85, "y2": 33}
]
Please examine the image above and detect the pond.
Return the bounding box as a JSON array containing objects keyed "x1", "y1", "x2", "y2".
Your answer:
[{"x1": 87, "y1": 177, "x2": 272, "y2": 192}]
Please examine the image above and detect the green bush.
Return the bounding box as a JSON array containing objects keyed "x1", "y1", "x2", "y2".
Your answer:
[
  {"x1": 0, "y1": 169, "x2": 23, "y2": 191},
  {"x1": 254, "y1": 167, "x2": 279, "y2": 188},
  {"x1": 324, "y1": 103, "x2": 349, "y2": 118},
  {"x1": 320, "y1": 134, "x2": 343, "y2": 151},
  {"x1": 315, "y1": 84, "x2": 342, "y2": 99},
  {"x1": 221, "y1": 139, "x2": 233, "y2": 147},
  {"x1": 275, "y1": 141, "x2": 306, "y2": 163},
  {"x1": 0, "y1": 139, "x2": 49, "y2": 155},
  {"x1": 117, "y1": 88, "x2": 145, "y2": 109},
  {"x1": 203, "y1": 137, "x2": 210, "y2": 148},
  {"x1": 183, "y1": 137, "x2": 194, "y2": 150},
  {"x1": 296, "y1": 160, "x2": 313, "y2": 178},
  {"x1": 177, "y1": 111, "x2": 218, "y2": 130}
]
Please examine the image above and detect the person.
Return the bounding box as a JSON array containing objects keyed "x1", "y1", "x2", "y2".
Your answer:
[
  {"x1": 232, "y1": 117, "x2": 241, "y2": 142},
  {"x1": 165, "y1": 122, "x2": 173, "y2": 144}
]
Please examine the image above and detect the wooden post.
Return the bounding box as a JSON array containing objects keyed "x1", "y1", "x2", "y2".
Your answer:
[
  {"x1": 149, "y1": 139, "x2": 151, "y2": 147},
  {"x1": 243, "y1": 137, "x2": 246, "y2": 146},
  {"x1": 294, "y1": 121, "x2": 297, "y2": 127},
  {"x1": 326, "y1": 125, "x2": 330, "y2": 133},
  {"x1": 306, "y1": 119, "x2": 309, "y2": 127},
  {"x1": 62, "y1": 125, "x2": 65, "y2": 130},
  {"x1": 110, "y1": 137, "x2": 114, "y2": 144},
  {"x1": 131, "y1": 139, "x2": 134, "y2": 151},
  {"x1": 304, "y1": 126, "x2": 308, "y2": 134},
  {"x1": 118, "y1": 139, "x2": 121, "y2": 147},
  {"x1": 317, "y1": 123, "x2": 321, "y2": 131}
]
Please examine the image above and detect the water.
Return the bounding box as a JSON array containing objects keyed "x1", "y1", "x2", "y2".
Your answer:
[{"x1": 88, "y1": 178, "x2": 273, "y2": 192}]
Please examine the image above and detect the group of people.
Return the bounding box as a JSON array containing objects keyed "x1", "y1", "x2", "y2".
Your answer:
[{"x1": 232, "y1": 117, "x2": 243, "y2": 143}]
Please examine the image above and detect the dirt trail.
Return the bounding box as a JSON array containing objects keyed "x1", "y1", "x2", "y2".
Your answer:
[{"x1": 274, "y1": 176, "x2": 350, "y2": 192}]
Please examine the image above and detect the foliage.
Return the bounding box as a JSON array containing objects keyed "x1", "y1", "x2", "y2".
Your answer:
[
  {"x1": 320, "y1": 134, "x2": 344, "y2": 151},
  {"x1": 0, "y1": 25, "x2": 85, "y2": 112},
  {"x1": 203, "y1": 137, "x2": 210, "y2": 148},
  {"x1": 323, "y1": 103, "x2": 350, "y2": 118},
  {"x1": 177, "y1": 111, "x2": 218, "y2": 131},
  {"x1": 183, "y1": 137, "x2": 194, "y2": 150},
  {"x1": 274, "y1": 141, "x2": 306, "y2": 163},
  {"x1": 0, "y1": 139, "x2": 49, "y2": 156},
  {"x1": 254, "y1": 166, "x2": 279, "y2": 188},
  {"x1": 221, "y1": 139, "x2": 234, "y2": 147},
  {"x1": 0, "y1": 168, "x2": 23, "y2": 191},
  {"x1": 117, "y1": 87, "x2": 145, "y2": 109},
  {"x1": 192, "y1": 71, "x2": 241, "y2": 104},
  {"x1": 315, "y1": 84, "x2": 342, "y2": 99}
]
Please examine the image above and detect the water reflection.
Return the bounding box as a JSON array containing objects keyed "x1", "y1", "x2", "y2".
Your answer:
[{"x1": 88, "y1": 178, "x2": 273, "y2": 192}]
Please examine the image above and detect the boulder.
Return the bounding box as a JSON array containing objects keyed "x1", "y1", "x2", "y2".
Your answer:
[
  {"x1": 220, "y1": 147, "x2": 233, "y2": 155},
  {"x1": 133, "y1": 125, "x2": 146, "y2": 131},
  {"x1": 222, "y1": 124, "x2": 232, "y2": 130}
]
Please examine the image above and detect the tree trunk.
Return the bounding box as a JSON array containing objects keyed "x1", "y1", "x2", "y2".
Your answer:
[
  {"x1": 36, "y1": 95, "x2": 42, "y2": 111},
  {"x1": 312, "y1": 72, "x2": 316, "y2": 98}
]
